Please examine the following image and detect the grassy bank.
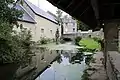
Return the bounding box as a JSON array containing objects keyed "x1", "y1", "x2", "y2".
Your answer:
[
  {"x1": 79, "y1": 38, "x2": 102, "y2": 80},
  {"x1": 79, "y1": 38, "x2": 101, "y2": 50}
]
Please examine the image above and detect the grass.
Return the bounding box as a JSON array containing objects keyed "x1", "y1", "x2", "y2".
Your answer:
[{"x1": 79, "y1": 38, "x2": 101, "y2": 50}]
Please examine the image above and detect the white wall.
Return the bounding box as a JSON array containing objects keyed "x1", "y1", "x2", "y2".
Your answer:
[
  {"x1": 62, "y1": 17, "x2": 77, "y2": 34},
  {"x1": 63, "y1": 23, "x2": 77, "y2": 34},
  {"x1": 35, "y1": 15, "x2": 60, "y2": 40},
  {"x1": 16, "y1": 15, "x2": 60, "y2": 42},
  {"x1": 15, "y1": 1, "x2": 60, "y2": 42},
  {"x1": 15, "y1": 21, "x2": 37, "y2": 41}
]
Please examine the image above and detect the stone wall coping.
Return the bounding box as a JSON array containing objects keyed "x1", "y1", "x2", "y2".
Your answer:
[{"x1": 108, "y1": 51, "x2": 120, "y2": 72}]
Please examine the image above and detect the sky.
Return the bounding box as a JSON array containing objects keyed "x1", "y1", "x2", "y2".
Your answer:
[{"x1": 28, "y1": 0, "x2": 68, "y2": 16}]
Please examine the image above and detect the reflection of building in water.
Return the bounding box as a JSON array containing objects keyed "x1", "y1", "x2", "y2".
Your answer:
[
  {"x1": 70, "y1": 53, "x2": 84, "y2": 64},
  {"x1": 61, "y1": 50, "x2": 80, "y2": 63},
  {"x1": 56, "y1": 50, "x2": 84, "y2": 64},
  {"x1": 62, "y1": 51, "x2": 70, "y2": 58}
]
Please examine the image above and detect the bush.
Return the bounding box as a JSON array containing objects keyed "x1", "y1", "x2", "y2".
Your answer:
[
  {"x1": 92, "y1": 37, "x2": 101, "y2": 43},
  {"x1": 75, "y1": 37, "x2": 82, "y2": 45},
  {"x1": 80, "y1": 38, "x2": 101, "y2": 50},
  {"x1": 81, "y1": 48, "x2": 96, "y2": 53},
  {"x1": 63, "y1": 38, "x2": 72, "y2": 41},
  {"x1": 38, "y1": 37, "x2": 56, "y2": 45},
  {"x1": 0, "y1": 28, "x2": 34, "y2": 65},
  {"x1": 52, "y1": 38, "x2": 56, "y2": 42},
  {"x1": 39, "y1": 37, "x2": 48, "y2": 44},
  {"x1": 0, "y1": 0, "x2": 34, "y2": 65}
]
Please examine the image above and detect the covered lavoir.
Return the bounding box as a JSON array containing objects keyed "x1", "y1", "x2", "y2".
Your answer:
[{"x1": 46, "y1": 0, "x2": 120, "y2": 80}]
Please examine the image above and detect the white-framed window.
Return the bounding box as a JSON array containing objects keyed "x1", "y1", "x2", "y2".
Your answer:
[
  {"x1": 73, "y1": 23, "x2": 75, "y2": 26},
  {"x1": 73, "y1": 28, "x2": 75, "y2": 32},
  {"x1": 50, "y1": 30, "x2": 52, "y2": 33},
  {"x1": 65, "y1": 23, "x2": 68, "y2": 25},
  {"x1": 41, "y1": 28, "x2": 44, "y2": 33}
]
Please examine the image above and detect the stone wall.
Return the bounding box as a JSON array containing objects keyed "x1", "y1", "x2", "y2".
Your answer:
[
  {"x1": 105, "y1": 51, "x2": 120, "y2": 80},
  {"x1": 77, "y1": 29, "x2": 104, "y2": 38}
]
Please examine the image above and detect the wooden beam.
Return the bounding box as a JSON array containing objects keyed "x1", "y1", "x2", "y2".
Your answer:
[
  {"x1": 56, "y1": 0, "x2": 61, "y2": 5},
  {"x1": 65, "y1": 0, "x2": 74, "y2": 10},
  {"x1": 70, "y1": 0, "x2": 85, "y2": 14},
  {"x1": 79, "y1": 6, "x2": 90, "y2": 17},
  {"x1": 91, "y1": 0, "x2": 99, "y2": 19},
  {"x1": 103, "y1": 3, "x2": 120, "y2": 6},
  {"x1": 47, "y1": 0, "x2": 71, "y2": 14}
]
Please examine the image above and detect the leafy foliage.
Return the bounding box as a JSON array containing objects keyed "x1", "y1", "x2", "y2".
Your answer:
[
  {"x1": 79, "y1": 38, "x2": 101, "y2": 50},
  {"x1": 0, "y1": 28, "x2": 34, "y2": 64},
  {"x1": 56, "y1": 9, "x2": 63, "y2": 35},
  {"x1": 76, "y1": 19, "x2": 91, "y2": 31},
  {"x1": 75, "y1": 37, "x2": 82, "y2": 45},
  {"x1": 0, "y1": 0, "x2": 34, "y2": 65},
  {"x1": 92, "y1": 37, "x2": 101, "y2": 43},
  {"x1": 81, "y1": 48, "x2": 96, "y2": 53},
  {"x1": 0, "y1": 0, "x2": 23, "y2": 26},
  {"x1": 56, "y1": 9, "x2": 63, "y2": 25},
  {"x1": 37, "y1": 37, "x2": 51, "y2": 45}
]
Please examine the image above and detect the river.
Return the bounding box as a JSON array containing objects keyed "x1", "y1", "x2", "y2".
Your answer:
[
  {"x1": 35, "y1": 49, "x2": 87, "y2": 80},
  {"x1": 0, "y1": 42, "x2": 90, "y2": 80}
]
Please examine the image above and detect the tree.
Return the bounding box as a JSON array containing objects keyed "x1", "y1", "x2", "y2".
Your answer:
[
  {"x1": 56, "y1": 9, "x2": 63, "y2": 25},
  {"x1": 56, "y1": 9, "x2": 64, "y2": 35},
  {"x1": 0, "y1": 0, "x2": 33, "y2": 64},
  {"x1": 72, "y1": 17, "x2": 91, "y2": 31}
]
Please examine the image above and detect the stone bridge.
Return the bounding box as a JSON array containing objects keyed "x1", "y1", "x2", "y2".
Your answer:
[
  {"x1": 62, "y1": 33, "x2": 80, "y2": 41},
  {"x1": 62, "y1": 30, "x2": 104, "y2": 41}
]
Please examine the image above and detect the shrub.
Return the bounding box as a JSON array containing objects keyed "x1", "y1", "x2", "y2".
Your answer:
[
  {"x1": 75, "y1": 37, "x2": 82, "y2": 45},
  {"x1": 92, "y1": 37, "x2": 101, "y2": 43},
  {"x1": 37, "y1": 37, "x2": 55, "y2": 45},
  {"x1": 63, "y1": 38, "x2": 72, "y2": 41},
  {"x1": 79, "y1": 38, "x2": 101, "y2": 50},
  {"x1": 52, "y1": 38, "x2": 56, "y2": 42},
  {"x1": 60, "y1": 39, "x2": 65, "y2": 44},
  {"x1": 39, "y1": 37, "x2": 48, "y2": 44},
  {"x1": 0, "y1": 28, "x2": 34, "y2": 65},
  {"x1": 0, "y1": 0, "x2": 34, "y2": 65}
]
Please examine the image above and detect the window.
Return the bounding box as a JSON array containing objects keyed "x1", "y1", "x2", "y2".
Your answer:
[
  {"x1": 41, "y1": 28, "x2": 44, "y2": 33},
  {"x1": 73, "y1": 23, "x2": 75, "y2": 26},
  {"x1": 73, "y1": 28, "x2": 75, "y2": 32},
  {"x1": 50, "y1": 30, "x2": 52, "y2": 33},
  {"x1": 65, "y1": 23, "x2": 68, "y2": 25}
]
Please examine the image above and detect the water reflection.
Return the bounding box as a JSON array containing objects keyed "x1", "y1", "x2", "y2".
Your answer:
[
  {"x1": 36, "y1": 50, "x2": 87, "y2": 80},
  {"x1": 70, "y1": 53, "x2": 84, "y2": 64},
  {"x1": 56, "y1": 54, "x2": 62, "y2": 64},
  {"x1": 1, "y1": 47, "x2": 93, "y2": 80}
]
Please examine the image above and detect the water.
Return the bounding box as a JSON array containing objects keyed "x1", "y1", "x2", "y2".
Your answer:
[
  {"x1": 35, "y1": 50, "x2": 87, "y2": 80},
  {"x1": 0, "y1": 42, "x2": 90, "y2": 80}
]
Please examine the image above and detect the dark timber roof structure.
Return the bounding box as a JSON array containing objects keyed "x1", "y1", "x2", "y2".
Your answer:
[{"x1": 47, "y1": 0, "x2": 120, "y2": 30}]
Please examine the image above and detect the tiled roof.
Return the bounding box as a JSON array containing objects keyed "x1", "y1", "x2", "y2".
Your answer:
[
  {"x1": 24, "y1": 0, "x2": 58, "y2": 23},
  {"x1": 15, "y1": 4, "x2": 36, "y2": 23}
]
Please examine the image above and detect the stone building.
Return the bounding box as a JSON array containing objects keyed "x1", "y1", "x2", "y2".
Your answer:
[
  {"x1": 15, "y1": 0, "x2": 60, "y2": 42},
  {"x1": 62, "y1": 16, "x2": 77, "y2": 34}
]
